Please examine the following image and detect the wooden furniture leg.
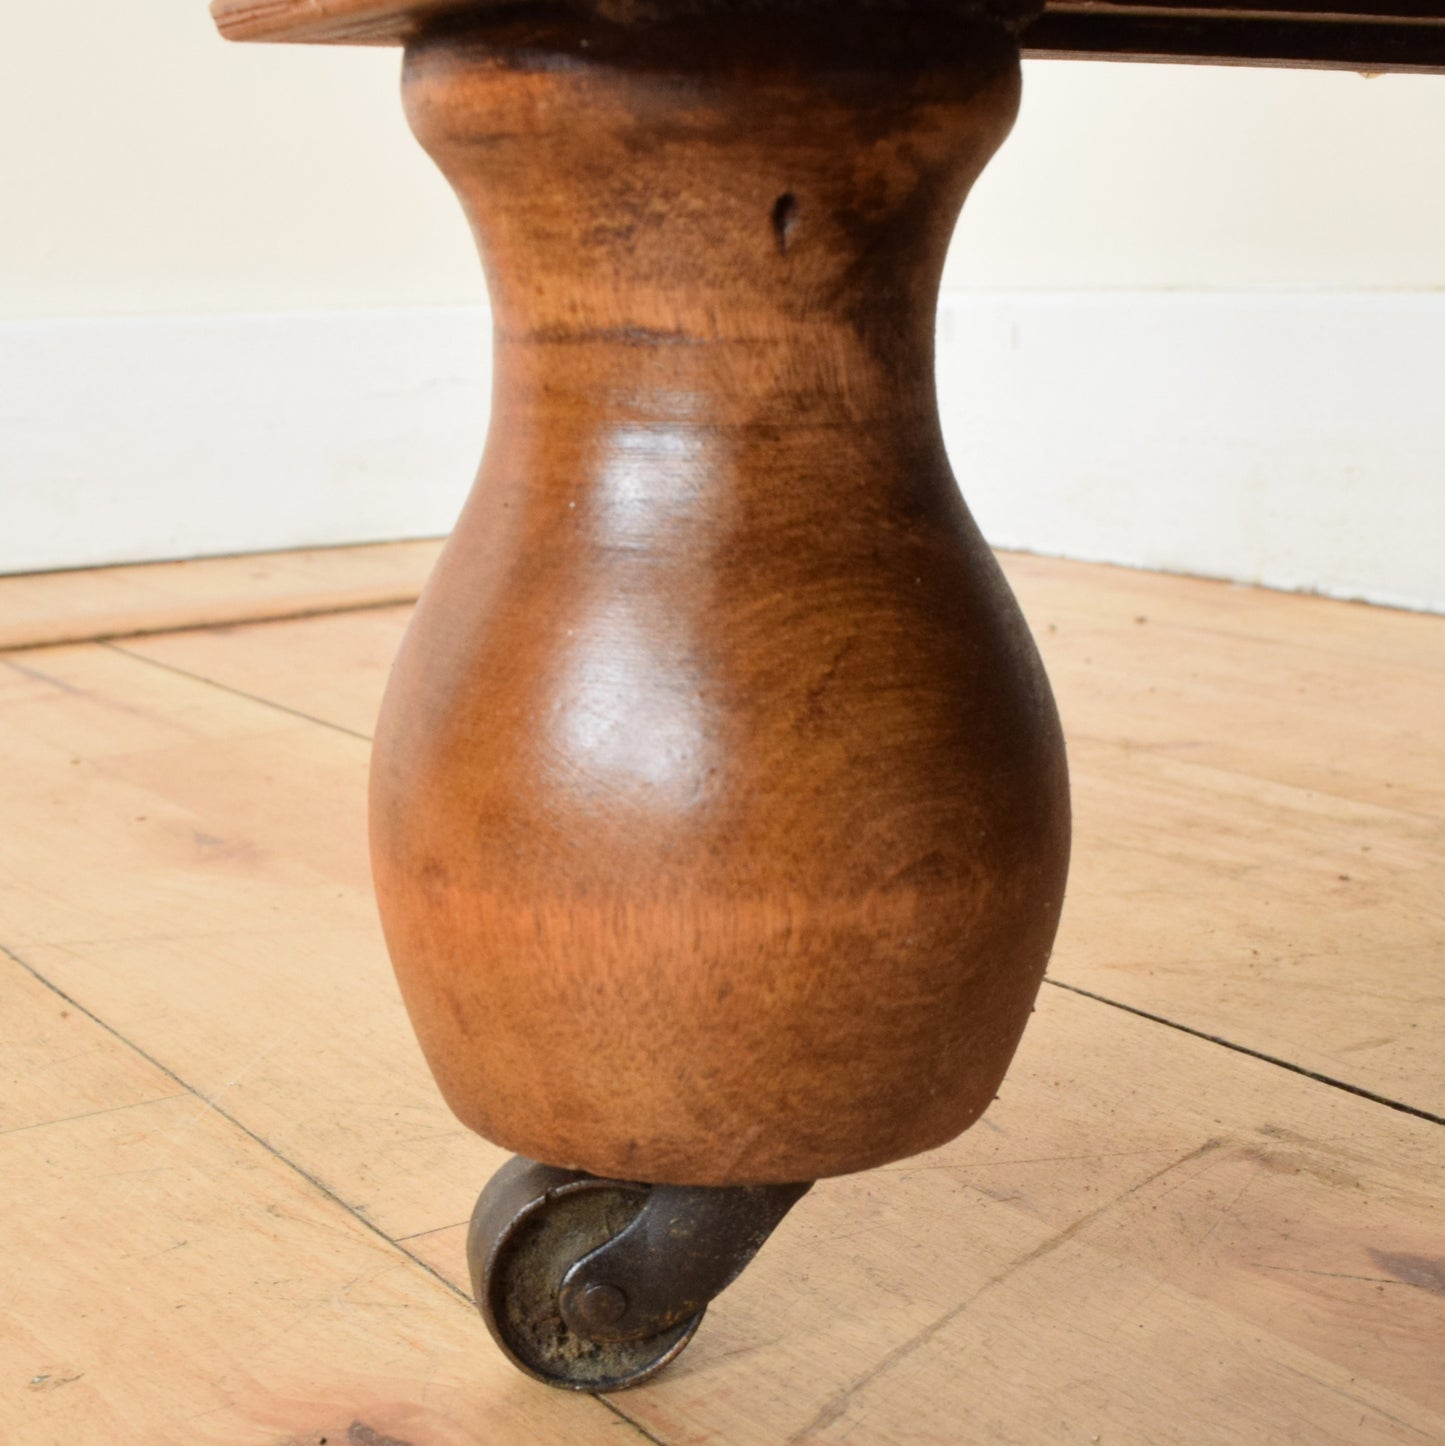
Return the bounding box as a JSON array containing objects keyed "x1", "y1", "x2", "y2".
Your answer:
[{"x1": 219, "y1": 2, "x2": 1071, "y2": 1390}]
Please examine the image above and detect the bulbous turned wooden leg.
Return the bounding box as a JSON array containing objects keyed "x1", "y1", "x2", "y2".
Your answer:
[{"x1": 366, "y1": 4, "x2": 1070, "y2": 1386}]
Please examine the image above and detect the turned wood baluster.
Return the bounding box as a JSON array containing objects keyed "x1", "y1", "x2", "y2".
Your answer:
[{"x1": 368, "y1": 9, "x2": 1070, "y2": 1188}]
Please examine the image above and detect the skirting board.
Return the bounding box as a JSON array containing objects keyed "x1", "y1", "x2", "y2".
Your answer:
[{"x1": 3, "y1": 294, "x2": 1441, "y2": 612}]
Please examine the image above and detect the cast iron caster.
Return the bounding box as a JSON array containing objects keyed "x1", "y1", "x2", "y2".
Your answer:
[{"x1": 469, "y1": 1155, "x2": 811, "y2": 1391}]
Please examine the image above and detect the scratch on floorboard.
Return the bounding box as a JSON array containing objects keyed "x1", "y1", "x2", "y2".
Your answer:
[{"x1": 785, "y1": 1137, "x2": 1225, "y2": 1443}]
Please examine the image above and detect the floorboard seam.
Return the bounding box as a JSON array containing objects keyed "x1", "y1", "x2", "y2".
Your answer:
[
  {"x1": 1068, "y1": 729, "x2": 1445, "y2": 828},
  {"x1": 0, "y1": 1092, "x2": 191, "y2": 1138},
  {"x1": 101, "y1": 641, "x2": 374, "y2": 741},
  {"x1": 16, "y1": 642, "x2": 671, "y2": 1444},
  {"x1": 0, "y1": 939, "x2": 668, "y2": 1445},
  {"x1": 3, "y1": 594, "x2": 422, "y2": 656},
  {"x1": 601, "y1": 1403, "x2": 671, "y2": 1445},
  {"x1": 1045, "y1": 976, "x2": 1444, "y2": 1126},
  {"x1": 394, "y1": 1221, "x2": 469, "y2": 1243}
]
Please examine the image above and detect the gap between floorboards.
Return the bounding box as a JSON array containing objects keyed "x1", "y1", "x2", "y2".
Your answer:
[{"x1": 0, "y1": 938, "x2": 665, "y2": 1446}]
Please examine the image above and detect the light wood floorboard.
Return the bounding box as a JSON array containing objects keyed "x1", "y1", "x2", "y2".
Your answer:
[
  {"x1": 3, "y1": 548, "x2": 1441, "y2": 1444},
  {"x1": 0, "y1": 539, "x2": 441, "y2": 651}
]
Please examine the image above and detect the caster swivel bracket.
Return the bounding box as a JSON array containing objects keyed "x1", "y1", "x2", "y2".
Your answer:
[
  {"x1": 469, "y1": 1156, "x2": 811, "y2": 1390},
  {"x1": 559, "y1": 1177, "x2": 813, "y2": 1342}
]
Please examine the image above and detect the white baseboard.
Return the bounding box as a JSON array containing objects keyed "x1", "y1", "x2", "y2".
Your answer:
[
  {"x1": 3, "y1": 295, "x2": 1440, "y2": 611},
  {"x1": 0, "y1": 308, "x2": 490, "y2": 575},
  {"x1": 937, "y1": 292, "x2": 1444, "y2": 614}
]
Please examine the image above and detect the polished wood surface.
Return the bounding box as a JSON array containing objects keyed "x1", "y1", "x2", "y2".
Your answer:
[
  {"x1": 213, "y1": 0, "x2": 1445, "y2": 71},
  {"x1": 4, "y1": 549, "x2": 1441, "y2": 1442},
  {"x1": 213, "y1": 0, "x2": 461, "y2": 45},
  {"x1": 211, "y1": 0, "x2": 1027, "y2": 46},
  {"x1": 368, "y1": 12, "x2": 1070, "y2": 1185}
]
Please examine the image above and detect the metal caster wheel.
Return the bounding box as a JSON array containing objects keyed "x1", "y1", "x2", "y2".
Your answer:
[{"x1": 469, "y1": 1155, "x2": 811, "y2": 1392}]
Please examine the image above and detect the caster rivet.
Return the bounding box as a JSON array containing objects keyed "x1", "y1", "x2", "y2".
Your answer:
[{"x1": 577, "y1": 1281, "x2": 629, "y2": 1329}]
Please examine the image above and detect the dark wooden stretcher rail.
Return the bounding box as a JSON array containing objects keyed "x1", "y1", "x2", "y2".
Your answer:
[{"x1": 214, "y1": 0, "x2": 1445, "y2": 70}]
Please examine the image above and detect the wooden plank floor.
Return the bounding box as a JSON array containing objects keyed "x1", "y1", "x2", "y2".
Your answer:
[{"x1": 3, "y1": 546, "x2": 1441, "y2": 1445}]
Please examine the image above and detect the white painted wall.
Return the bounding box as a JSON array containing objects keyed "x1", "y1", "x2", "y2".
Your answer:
[
  {"x1": 937, "y1": 294, "x2": 1445, "y2": 613},
  {"x1": 2, "y1": 2, "x2": 1443, "y2": 605}
]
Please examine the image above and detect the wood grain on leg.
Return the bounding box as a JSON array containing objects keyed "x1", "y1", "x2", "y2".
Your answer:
[{"x1": 369, "y1": 10, "x2": 1069, "y2": 1186}]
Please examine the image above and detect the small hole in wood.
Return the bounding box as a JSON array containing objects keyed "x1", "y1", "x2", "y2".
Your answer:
[{"x1": 771, "y1": 192, "x2": 799, "y2": 255}]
